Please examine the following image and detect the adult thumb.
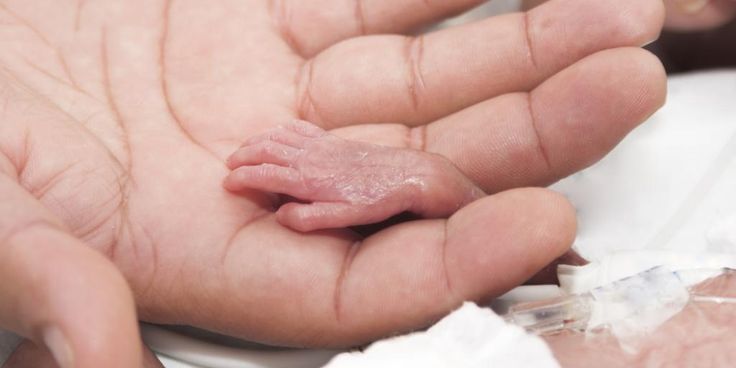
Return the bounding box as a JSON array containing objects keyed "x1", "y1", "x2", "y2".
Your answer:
[{"x1": 0, "y1": 224, "x2": 143, "y2": 367}]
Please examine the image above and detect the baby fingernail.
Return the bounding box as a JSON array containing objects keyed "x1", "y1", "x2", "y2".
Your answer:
[
  {"x1": 675, "y1": 0, "x2": 711, "y2": 13},
  {"x1": 43, "y1": 326, "x2": 74, "y2": 368}
]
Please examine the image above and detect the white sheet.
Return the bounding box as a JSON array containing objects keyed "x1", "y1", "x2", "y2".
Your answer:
[{"x1": 552, "y1": 71, "x2": 736, "y2": 260}]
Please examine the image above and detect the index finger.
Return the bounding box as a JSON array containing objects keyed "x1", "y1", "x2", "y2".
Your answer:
[{"x1": 298, "y1": 0, "x2": 664, "y2": 129}]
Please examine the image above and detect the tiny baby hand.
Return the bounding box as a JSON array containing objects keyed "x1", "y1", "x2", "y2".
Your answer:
[{"x1": 224, "y1": 120, "x2": 485, "y2": 232}]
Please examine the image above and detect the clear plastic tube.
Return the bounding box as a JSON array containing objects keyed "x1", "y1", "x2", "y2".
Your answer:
[
  {"x1": 503, "y1": 293, "x2": 593, "y2": 335},
  {"x1": 504, "y1": 267, "x2": 734, "y2": 336}
]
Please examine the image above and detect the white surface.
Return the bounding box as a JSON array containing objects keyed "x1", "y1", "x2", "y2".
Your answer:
[
  {"x1": 159, "y1": 355, "x2": 200, "y2": 368},
  {"x1": 559, "y1": 250, "x2": 736, "y2": 294},
  {"x1": 143, "y1": 325, "x2": 339, "y2": 368},
  {"x1": 323, "y1": 303, "x2": 559, "y2": 368},
  {"x1": 552, "y1": 71, "x2": 736, "y2": 261}
]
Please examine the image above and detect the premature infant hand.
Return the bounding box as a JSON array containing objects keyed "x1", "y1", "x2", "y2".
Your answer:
[{"x1": 224, "y1": 120, "x2": 485, "y2": 232}]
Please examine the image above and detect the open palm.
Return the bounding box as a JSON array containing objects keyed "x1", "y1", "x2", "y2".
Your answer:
[{"x1": 0, "y1": 0, "x2": 666, "y2": 365}]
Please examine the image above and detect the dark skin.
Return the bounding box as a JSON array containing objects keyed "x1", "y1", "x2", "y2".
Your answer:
[{"x1": 0, "y1": 0, "x2": 665, "y2": 366}]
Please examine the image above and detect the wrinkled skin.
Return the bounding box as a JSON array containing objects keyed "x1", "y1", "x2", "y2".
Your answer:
[
  {"x1": 225, "y1": 120, "x2": 485, "y2": 232},
  {"x1": 0, "y1": 0, "x2": 666, "y2": 366}
]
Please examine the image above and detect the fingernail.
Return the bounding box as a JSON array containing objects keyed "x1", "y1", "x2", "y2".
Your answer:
[
  {"x1": 675, "y1": 0, "x2": 711, "y2": 13},
  {"x1": 43, "y1": 327, "x2": 74, "y2": 368}
]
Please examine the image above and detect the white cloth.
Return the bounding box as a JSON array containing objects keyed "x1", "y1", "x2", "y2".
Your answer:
[
  {"x1": 552, "y1": 71, "x2": 736, "y2": 260},
  {"x1": 323, "y1": 303, "x2": 559, "y2": 368}
]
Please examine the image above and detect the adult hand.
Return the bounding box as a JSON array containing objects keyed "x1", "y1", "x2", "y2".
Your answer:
[{"x1": 0, "y1": 0, "x2": 665, "y2": 367}]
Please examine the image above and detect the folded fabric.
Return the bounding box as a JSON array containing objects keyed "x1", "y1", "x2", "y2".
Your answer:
[{"x1": 323, "y1": 303, "x2": 559, "y2": 368}]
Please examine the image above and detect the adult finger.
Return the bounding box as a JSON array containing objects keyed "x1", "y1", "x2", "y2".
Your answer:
[
  {"x1": 332, "y1": 47, "x2": 667, "y2": 193},
  {"x1": 427, "y1": 48, "x2": 666, "y2": 191},
  {"x1": 199, "y1": 188, "x2": 575, "y2": 347},
  {"x1": 0, "y1": 174, "x2": 142, "y2": 368},
  {"x1": 328, "y1": 189, "x2": 576, "y2": 344},
  {"x1": 3, "y1": 340, "x2": 164, "y2": 368},
  {"x1": 298, "y1": 0, "x2": 664, "y2": 129},
  {"x1": 271, "y1": 0, "x2": 486, "y2": 57},
  {"x1": 529, "y1": 0, "x2": 736, "y2": 31},
  {"x1": 663, "y1": 0, "x2": 736, "y2": 30}
]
